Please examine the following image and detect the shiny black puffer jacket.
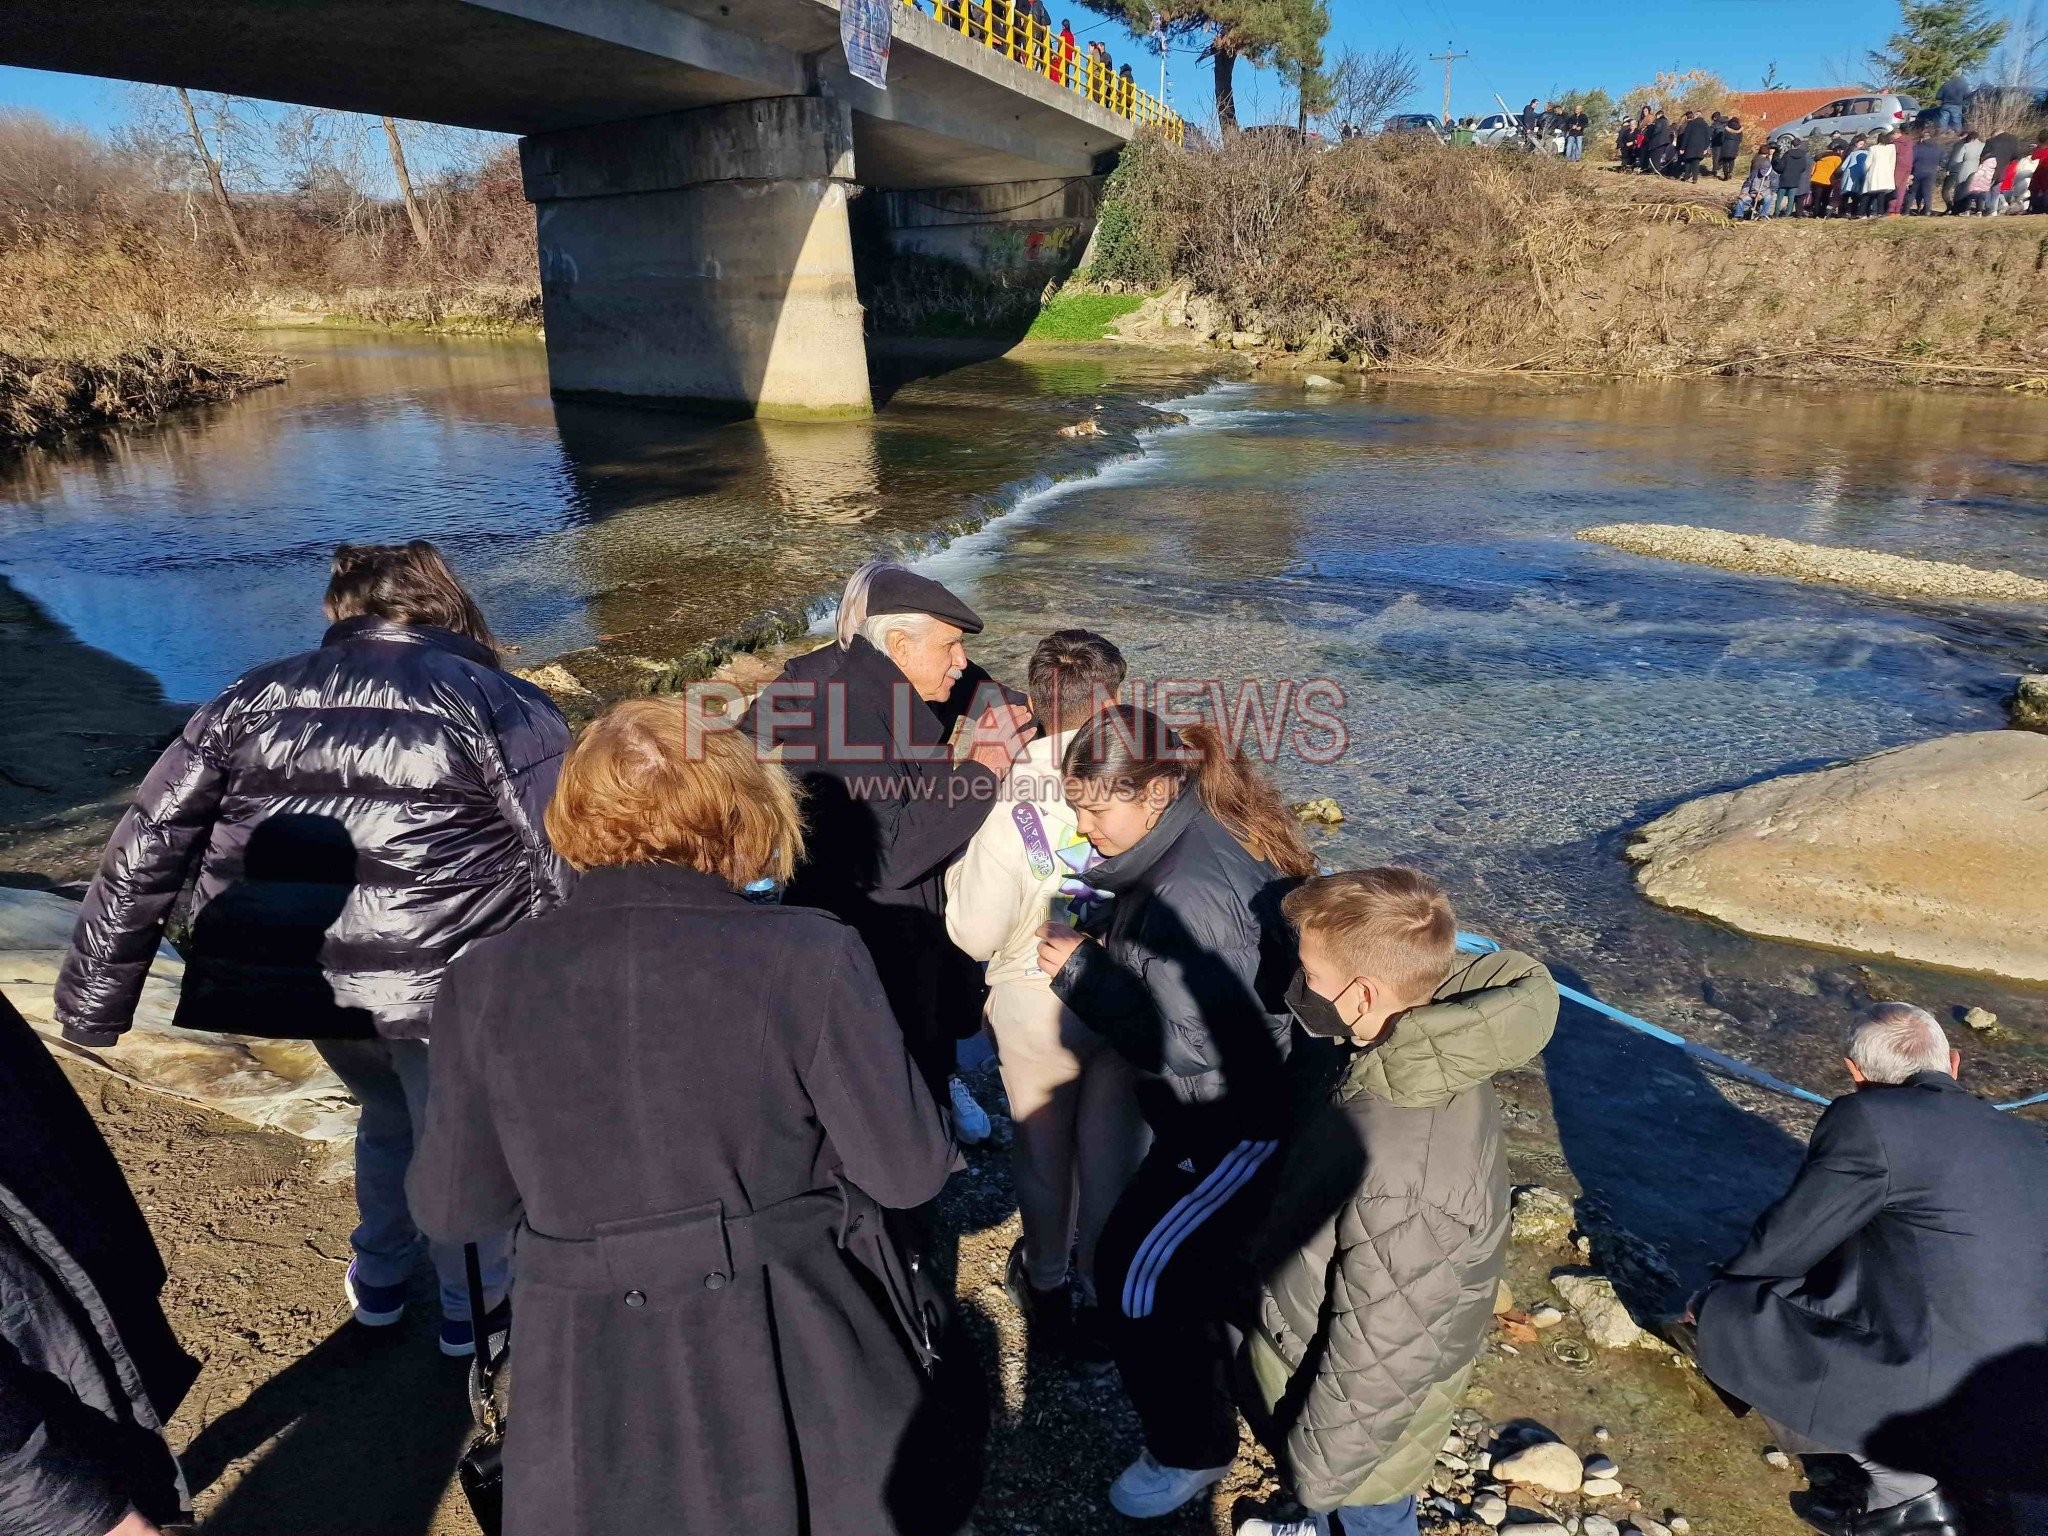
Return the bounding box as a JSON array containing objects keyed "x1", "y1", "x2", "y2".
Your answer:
[{"x1": 55, "y1": 617, "x2": 572, "y2": 1046}]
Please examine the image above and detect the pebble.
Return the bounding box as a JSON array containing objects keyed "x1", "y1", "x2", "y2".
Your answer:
[
  {"x1": 1583, "y1": 1519, "x2": 1622, "y2": 1536},
  {"x1": 1669, "y1": 1517, "x2": 1691, "y2": 1533},
  {"x1": 1531, "y1": 1304, "x2": 1565, "y2": 1328},
  {"x1": 1473, "y1": 1493, "x2": 1508, "y2": 1526},
  {"x1": 1437, "y1": 1453, "x2": 1471, "y2": 1472},
  {"x1": 1764, "y1": 1447, "x2": 1793, "y2": 1469},
  {"x1": 1584, "y1": 1456, "x2": 1619, "y2": 1479},
  {"x1": 1494, "y1": 1279, "x2": 1516, "y2": 1315},
  {"x1": 1442, "y1": 1434, "x2": 1468, "y2": 1457},
  {"x1": 1493, "y1": 1440, "x2": 1585, "y2": 1494},
  {"x1": 1592, "y1": 1425, "x2": 1613, "y2": 1442},
  {"x1": 1964, "y1": 1006, "x2": 1998, "y2": 1031},
  {"x1": 1582, "y1": 1478, "x2": 1626, "y2": 1498}
]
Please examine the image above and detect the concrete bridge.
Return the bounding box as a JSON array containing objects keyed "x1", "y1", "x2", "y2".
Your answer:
[{"x1": 4, "y1": 0, "x2": 1180, "y2": 416}]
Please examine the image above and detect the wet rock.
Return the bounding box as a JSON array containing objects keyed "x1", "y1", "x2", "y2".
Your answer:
[
  {"x1": 1551, "y1": 1272, "x2": 1645, "y2": 1349},
  {"x1": 1627, "y1": 731, "x2": 2048, "y2": 984},
  {"x1": 1473, "y1": 1493, "x2": 1508, "y2": 1526},
  {"x1": 1494, "y1": 1440, "x2": 1584, "y2": 1494},
  {"x1": 1302, "y1": 374, "x2": 1341, "y2": 391},
  {"x1": 1057, "y1": 417, "x2": 1105, "y2": 438},
  {"x1": 1530, "y1": 1304, "x2": 1564, "y2": 1329},
  {"x1": 2009, "y1": 675, "x2": 2048, "y2": 734},
  {"x1": 1293, "y1": 796, "x2": 1345, "y2": 825},
  {"x1": 0, "y1": 888, "x2": 356, "y2": 1141},
  {"x1": 1963, "y1": 1006, "x2": 1998, "y2": 1032},
  {"x1": 1512, "y1": 1186, "x2": 1577, "y2": 1245}
]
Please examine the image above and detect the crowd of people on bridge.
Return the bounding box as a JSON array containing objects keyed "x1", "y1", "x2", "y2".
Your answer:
[
  {"x1": 922, "y1": 0, "x2": 1138, "y2": 110},
  {"x1": 6, "y1": 541, "x2": 2046, "y2": 1536}
]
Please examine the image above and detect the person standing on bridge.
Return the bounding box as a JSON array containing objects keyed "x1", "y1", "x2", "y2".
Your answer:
[{"x1": 53, "y1": 541, "x2": 571, "y2": 1357}]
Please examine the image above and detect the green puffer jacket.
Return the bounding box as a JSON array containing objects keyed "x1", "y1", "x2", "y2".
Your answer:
[{"x1": 1246, "y1": 948, "x2": 1559, "y2": 1512}]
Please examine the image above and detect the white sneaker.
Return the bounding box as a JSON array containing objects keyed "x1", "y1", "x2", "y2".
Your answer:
[
  {"x1": 948, "y1": 1075, "x2": 991, "y2": 1145},
  {"x1": 1237, "y1": 1517, "x2": 1329, "y2": 1536},
  {"x1": 1108, "y1": 1449, "x2": 1231, "y2": 1518}
]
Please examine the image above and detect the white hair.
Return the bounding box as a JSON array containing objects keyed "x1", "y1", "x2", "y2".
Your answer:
[
  {"x1": 834, "y1": 560, "x2": 906, "y2": 649},
  {"x1": 1846, "y1": 1003, "x2": 1951, "y2": 1084},
  {"x1": 858, "y1": 609, "x2": 940, "y2": 655}
]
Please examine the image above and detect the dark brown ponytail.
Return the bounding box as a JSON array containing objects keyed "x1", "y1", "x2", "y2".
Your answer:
[{"x1": 1063, "y1": 705, "x2": 1315, "y2": 878}]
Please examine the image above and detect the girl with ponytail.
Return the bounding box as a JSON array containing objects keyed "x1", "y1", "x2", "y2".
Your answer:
[{"x1": 1032, "y1": 704, "x2": 1312, "y2": 1517}]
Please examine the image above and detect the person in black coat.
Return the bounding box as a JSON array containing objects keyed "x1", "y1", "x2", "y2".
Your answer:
[
  {"x1": 55, "y1": 541, "x2": 570, "y2": 1348},
  {"x1": 0, "y1": 991, "x2": 196, "y2": 1536},
  {"x1": 1644, "y1": 112, "x2": 1675, "y2": 173},
  {"x1": 1676, "y1": 110, "x2": 1714, "y2": 180},
  {"x1": 1696, "y1": 1005, "x2": 2048, "y2": 1536},
  {"x1": 1716, "y1": 115, "x2": 1744, "y2": 179},
  {"x1": 747, "y1": 568, "x2": 1028, "y2": 1104},
  {"x1": 408, "y1": 698, "x2": 970, "y2": 1536},
  {"x1": 1033, "y1": 706, "x2": 1315, "y2": 1520}
]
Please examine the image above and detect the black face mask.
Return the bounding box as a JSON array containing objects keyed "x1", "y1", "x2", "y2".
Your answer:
[{"x1": 1285, "y1": 969, "x2": 1358, "y2": 1042}]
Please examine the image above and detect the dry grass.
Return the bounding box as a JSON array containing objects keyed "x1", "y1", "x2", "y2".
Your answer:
[{"x1": 1092, "y1": 134, "x2": 2048, "y2": 383}]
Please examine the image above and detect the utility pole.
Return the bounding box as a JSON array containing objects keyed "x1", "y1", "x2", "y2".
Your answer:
[{"x1": 1429, "y1": 43, "x2": 1468, "y2": 125}]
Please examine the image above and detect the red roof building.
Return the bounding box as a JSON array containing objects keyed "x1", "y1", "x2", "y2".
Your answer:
[{"x1": 1727, "y1": 89, "x2": 1855, "y2": 137}]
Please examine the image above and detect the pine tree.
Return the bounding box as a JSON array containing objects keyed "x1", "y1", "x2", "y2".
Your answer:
[
  {"x1": 1078, "y1": 0, "x2": 1329, "y2": 132},
  {"x1": 1867, "y1": 0, "x2": 2007, "y2": 97}
]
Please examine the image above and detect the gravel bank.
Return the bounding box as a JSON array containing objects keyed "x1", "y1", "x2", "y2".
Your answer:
[{"x1": 1577, "y1": 524, "x2": 2048, "y2": 604}]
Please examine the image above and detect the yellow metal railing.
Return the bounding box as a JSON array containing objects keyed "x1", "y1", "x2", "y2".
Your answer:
[{"x1": 898, "y1": 0, "x2": 1184, "y2": 142}]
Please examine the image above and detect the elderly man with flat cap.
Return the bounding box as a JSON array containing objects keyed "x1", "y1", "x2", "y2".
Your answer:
[{"x1": 752, "y1": 569, "x2": 1030, "y2": 1110}]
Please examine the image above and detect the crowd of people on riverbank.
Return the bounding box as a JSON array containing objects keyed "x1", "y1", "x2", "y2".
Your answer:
[
  {"x1": 1616, "y1": 105, "x2": 2048, "y2": 218},
  {"x1": 7, "y1": 541, "x2": 2046, "y2": 1536}
]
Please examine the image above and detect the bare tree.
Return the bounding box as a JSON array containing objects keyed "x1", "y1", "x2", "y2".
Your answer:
[
  {"x1": 174, "y1": 86, "x2": 251, "y2": 262},
  {"x1": 1323, "y1": 47, "x2": 1419, "y2": 135},
  {"x1": 381, "y1": 116, "x2": 437, "y2": 258}
]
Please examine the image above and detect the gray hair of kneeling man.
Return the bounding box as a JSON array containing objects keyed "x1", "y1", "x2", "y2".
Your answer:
[{"x1": 1846, "y1": 1002, "x2": 1954, "y2": 1085}]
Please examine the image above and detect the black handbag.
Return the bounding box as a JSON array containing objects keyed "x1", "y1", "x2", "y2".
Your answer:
[{"x1": 456, "y1": 1242, "x2": 508, "y2": 1536}]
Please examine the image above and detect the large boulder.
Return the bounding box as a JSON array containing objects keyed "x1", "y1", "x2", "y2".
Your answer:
[{"x1": 1627, "y1": 732, "x2": 2048, "y2": 983}]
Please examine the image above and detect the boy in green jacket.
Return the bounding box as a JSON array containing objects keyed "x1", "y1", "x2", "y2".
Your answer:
[{"x1": 1240, "y1": 868, "x2": 1559, "y2": 1535}]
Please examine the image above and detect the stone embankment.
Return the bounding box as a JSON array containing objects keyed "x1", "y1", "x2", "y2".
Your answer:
[
  {"x1": 1627, "y1": 731, "x2": 2048, "y2": 983},
  {"x1": 1577, "y1": 524, "x2": 2048, "y2": 605}
]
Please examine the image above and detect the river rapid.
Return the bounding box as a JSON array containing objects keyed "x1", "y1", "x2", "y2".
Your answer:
[{"x1": 3, "y1": 328, "x2": 2044, "y2": 1265}]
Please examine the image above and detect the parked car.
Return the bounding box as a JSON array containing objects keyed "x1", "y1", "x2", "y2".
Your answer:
[
  {"x1": 1471, "y1": 112, "x2": 1521, "y2": 146},
  {"x1": 1382, "y1": 113, "x2": 1446, "y2": 139},
  {"x1": 1768, "y1": 92, "x2": 1920, "y2": 145}
]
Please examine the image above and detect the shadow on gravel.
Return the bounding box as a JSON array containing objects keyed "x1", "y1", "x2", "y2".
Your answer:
[{"x1": 184, "y1": 1310, "x2": 472, "y2": 1536}]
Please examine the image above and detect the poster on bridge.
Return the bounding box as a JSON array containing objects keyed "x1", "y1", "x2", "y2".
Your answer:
[{"x1": 841, "y1": 0, "x2": 892, "y2": 88}]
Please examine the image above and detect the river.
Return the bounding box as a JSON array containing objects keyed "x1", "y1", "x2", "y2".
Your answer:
[{"x1": 3, "y1": 328, "x2": 2044, "y2": 1266}]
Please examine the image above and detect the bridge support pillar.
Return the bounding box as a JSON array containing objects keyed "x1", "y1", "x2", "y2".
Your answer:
[{"x1": 520, "y1": 99, "x2": 871, "y2": 420}]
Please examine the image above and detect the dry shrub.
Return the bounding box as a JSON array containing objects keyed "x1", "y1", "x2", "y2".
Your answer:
[{"x1": 1094, "y1": 132, "x2": 1604, "y2": 362}]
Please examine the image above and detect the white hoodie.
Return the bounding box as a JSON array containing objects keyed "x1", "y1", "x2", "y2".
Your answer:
[{"x1": 944, "y1": 728, "x2": 1102, "y2": 992}]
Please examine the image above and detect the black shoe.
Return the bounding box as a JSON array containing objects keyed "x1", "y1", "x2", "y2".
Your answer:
[
  {"x1": 1003, "y1": 1238, "x2": 1075, "y2": 1352},
  {"x1": 1855, "y1": 1489, "x2": 1965, "y2": 1536}
]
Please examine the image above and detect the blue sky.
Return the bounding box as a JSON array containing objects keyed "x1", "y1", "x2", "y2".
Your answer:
[{"x1": 0, "y1": 0, "x2": 2031, "y2": 136}]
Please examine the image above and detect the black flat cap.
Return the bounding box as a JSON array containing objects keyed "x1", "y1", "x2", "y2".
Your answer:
[{"x1": 865, "y1": 568, "x2": 984, "y2": 635}]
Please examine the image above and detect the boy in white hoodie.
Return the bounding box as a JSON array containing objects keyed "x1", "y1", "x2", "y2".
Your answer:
[{"x1": 945, "y1": 630, "x2": 1148, "y2": 1356}]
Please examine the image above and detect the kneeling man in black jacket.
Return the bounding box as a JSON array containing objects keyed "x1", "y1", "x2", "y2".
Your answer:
[{"x1": 1697, "y1": 1004, "x2": 2048, "y2": 1536}]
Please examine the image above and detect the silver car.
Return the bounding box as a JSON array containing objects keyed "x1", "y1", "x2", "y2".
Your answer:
[{"x1": 1769, "y1": 92, "x2": 1921, "y2": 145}]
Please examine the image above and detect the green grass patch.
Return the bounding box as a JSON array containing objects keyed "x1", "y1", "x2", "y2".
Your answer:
[{"x1": 1023, "y1": 292, "x2": 1149, "y2": 341}]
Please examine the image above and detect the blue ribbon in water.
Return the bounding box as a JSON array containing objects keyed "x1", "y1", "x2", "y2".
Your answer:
[{"x1": 1454, "y1": 933, "x2": 2047, "y2": 1115}]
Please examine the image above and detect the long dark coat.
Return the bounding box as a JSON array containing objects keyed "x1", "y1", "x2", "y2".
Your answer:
[
  {"x1": 749, "y1": 636, "x2": 1001, "y2": 1094},
  {"x1": 1697, "y1": 1071, "x2": 2048, "y2": 1489},
  {"x1": 407, "y1": 864, "x2": 961, "y2": 1536},
  {"x1": 56, "y1": 617, "x2": 570, "y2": 1045},
  {"x1": 0, "y1": 993, "x2": 196, "y2": 1535}
]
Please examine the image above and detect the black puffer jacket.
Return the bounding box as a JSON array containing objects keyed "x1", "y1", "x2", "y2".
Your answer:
[
  {"x1": 56, "y1": 618, "x2": 571, "y2": 1045},
  {"x1": 1051, "y1": 790, "x2": 1298, "y2": 1144}
]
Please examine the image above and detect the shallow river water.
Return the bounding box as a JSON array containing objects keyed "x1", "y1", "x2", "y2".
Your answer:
[{"x1": 4, "y1": 330, "x2": 2044, "y2": 1269}]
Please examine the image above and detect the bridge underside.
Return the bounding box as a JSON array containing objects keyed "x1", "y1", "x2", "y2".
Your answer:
[{"x1": 3, "y1": 0, "x2": 1134, "y2": 415}]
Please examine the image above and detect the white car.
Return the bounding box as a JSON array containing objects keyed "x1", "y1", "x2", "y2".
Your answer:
[{"x1": 1769, "y1": 92, "x2": 1921, "y2": 145}]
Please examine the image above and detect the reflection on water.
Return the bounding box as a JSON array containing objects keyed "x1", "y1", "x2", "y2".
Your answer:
[{"x1": 0, "y1": 329, "x2": 1201, "y2": 701}]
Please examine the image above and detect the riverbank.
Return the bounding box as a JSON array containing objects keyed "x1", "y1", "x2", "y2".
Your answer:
[{"x1": 1090, "y1": 136, "x2": 2048, "y2": 388}]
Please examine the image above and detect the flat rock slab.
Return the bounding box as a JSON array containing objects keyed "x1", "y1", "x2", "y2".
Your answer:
[
  {"x1": 0, "y1": 887, "x2": 356, "y2": 1140},
  {"x1": 1578, "y1": 523, "x2": 2048, "y2": 604},
  {"x1": 1627, "y1": 731, "x2": 2048, "y2": 983}
]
